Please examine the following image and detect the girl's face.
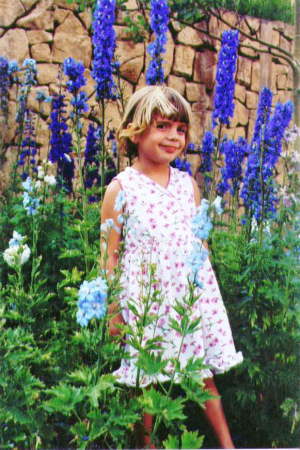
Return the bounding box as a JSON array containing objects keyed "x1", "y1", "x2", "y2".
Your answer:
[{"x1": 131, "y1": 114, "x2": 188, "y2": 166}]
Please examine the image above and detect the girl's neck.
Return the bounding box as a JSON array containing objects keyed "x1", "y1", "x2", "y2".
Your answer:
[{"x1": 132, "y1": 160, "x2": 171, "y2": 188}]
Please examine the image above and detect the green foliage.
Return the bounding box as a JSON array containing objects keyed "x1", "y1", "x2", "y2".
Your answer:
[
  {"x1": 210, "y1": 214, "x2": 300, "y2": 448},
  {"x1": 163, "y1": 428, "x2": 204, "y2": 449},
  {"x1": 65, "y1": 0, "x2": 294, "y2": 24}
]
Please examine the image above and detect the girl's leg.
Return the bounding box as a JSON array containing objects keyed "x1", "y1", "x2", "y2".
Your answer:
[
  {"x1": 143, "y1": 412, "x2": 155, "y2": 449},
  {"x1": 203, "y1": 377, "x2": 235, "y2": 449}
]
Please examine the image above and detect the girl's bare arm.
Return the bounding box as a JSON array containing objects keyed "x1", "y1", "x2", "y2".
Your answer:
[{"x1": 101, "y1": 180, "x2": 125, "y2": 336}]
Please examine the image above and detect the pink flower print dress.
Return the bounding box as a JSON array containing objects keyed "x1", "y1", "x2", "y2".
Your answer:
[{"x1": 112, "y1": 166, "x2": 243, "y2": 387}]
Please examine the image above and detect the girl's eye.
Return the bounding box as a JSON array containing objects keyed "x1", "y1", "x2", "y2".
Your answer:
[
  {"x1": 178, "y1": 127, "x2": 187, "y2": 133},
  {"x1": 156, "y1": 122, "x2": 167, "y2": 129}
]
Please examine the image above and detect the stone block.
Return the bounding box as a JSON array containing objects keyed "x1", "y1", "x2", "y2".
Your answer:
[
  {"x1": 251, "y1": 60, "x2": 260, "y2": 92},
  {"x1": 194, "y1": 50, "x2": 216, "y2": 90},
  {"x1": 36, "y1": 63, "x2": 59, "y2": 85},
  {"x1": 167, "y1": 75, "x2": 186, "y2": 96},
  {"x1": 243, "y1": 15, "x2": 260, "y2": 33},
  {"x1": 279, "y1": 34, "x2": 292, "y2": 53},
  {"x1": 240, "y1": 38, "x2": 258, "y2": 58},
  {"x1": 27, "y1": 30, "x2": 53, "y2": 45},
  {"x1": 234, "y1": 84, "x2": 246, "y2": 103},
  {"x1": 186, "y1": 82, "x2": 206, "y2": 103},
  {"x1": 53, "y1": 6, "x2": 70, "y2": 24},
  {"x1": 234, "y1": 127, "x2": 246, "y2": 140},
  {"x1": 79, "y1": 9, "x2": 92, "y2": 30},
  {"x1": 173, "y1": 45, "x2": 195, "y2": 78},
  {"x1": 0, "y1": 29, "x2": 29, "y2": 62},
  {"x1": 0, "y1": 0, "x2": 25, "y2": 27},
  {"x1": 189, "y1": 111, "x2": 208, "y2": 142},
  {"x1": 237, "y1": 56, "x2": 252, "y2": 87},
  {"x1": 115, "y1": 41, "x2": 144, "y2": 65},
  {"x1": 120, "y1": 56, "x2": 144, "y2": 84},
  {"x1": 231, "y1": 101, "x2": 249, "y2": 127},
  {"x1": 53, "y1": 14, "x2": 92, "y2": 66},
  {"x1": 277, "y1": 74, "x2": 287, "y2": 90},
  {"x1": 17, "y1": 0, "x2": 54, "y2": 30},
  {"x1": 54, "y1": 0, "x2": 76, "y2": 9},
  {"x1": 246, "y1": 91, "x2": 259, "y2": 109},
  {"x1": 31, "y1": 43, "x2": 52, "y2": 62},
  {"x1": 177, "y1": 26, "x2": 204, "y2": 47},
  {"x1": 22, "y1": 0, "x2": 40, "y2": 10}
]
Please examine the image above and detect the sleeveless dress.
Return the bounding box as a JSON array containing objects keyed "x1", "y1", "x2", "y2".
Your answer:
[{"x1": 112, "y1": 166, "x2": 243, "y2": 387}]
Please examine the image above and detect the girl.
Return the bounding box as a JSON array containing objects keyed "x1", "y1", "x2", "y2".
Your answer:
[{"x1": 101, "y1": 86, "x2": 243, "y2": 448}]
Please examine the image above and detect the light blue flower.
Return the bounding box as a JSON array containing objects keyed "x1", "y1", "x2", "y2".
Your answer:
[
  {"x1": 76, "y1": 277, "x2": 108, "y2": 327},
  {"x1": 114, "y1": 190, "x2": 126, "y2": 211},
  {"x1": 22, "y1": 177, "x2": 34, "y2": 192},
  {"x1": 9, "y1": 231, "x2": 24, "y2": 247},
  {"x1": 23, "y1": 191, "x2": 40, "y2": 215},
  {"x1": 191, "y1": 199, "x2": 212, "y2": 240}
]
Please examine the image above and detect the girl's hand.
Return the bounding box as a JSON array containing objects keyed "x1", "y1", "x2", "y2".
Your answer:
[{"x1": 108, "y1": 301, "x2": 125, "y2": 337}]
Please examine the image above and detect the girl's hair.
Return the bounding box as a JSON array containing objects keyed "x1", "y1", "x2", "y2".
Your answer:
[{"x1": 117, "y1": 85, "x2": 192, "y2": 158}]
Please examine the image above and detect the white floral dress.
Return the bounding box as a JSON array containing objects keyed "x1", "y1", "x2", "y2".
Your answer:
[{"x1": 112, "y1": 166, "x2": 243, "y2": 387}]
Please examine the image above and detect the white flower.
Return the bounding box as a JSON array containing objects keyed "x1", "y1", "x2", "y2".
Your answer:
[
  {"x1": 211, "y1": 196, "x2": 224, "y2": 215},
  {"x1": 3, "y1": 244, "x2": 31, "y2": 267},
  {"x1": 44, "y1": 175, "x2": 56, "y2": 186},
  {"x1": 35, "y1": 180, "x2": 42, "y2": 189},
  {"x1": 37, "y1": 166, "x2": 45, "y2": 179}
]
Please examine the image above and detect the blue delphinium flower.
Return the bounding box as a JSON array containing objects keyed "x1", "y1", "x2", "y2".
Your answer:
[
  {"x1": 63, "y1": 58, "x2": 89, "y2": 117},
  {"x1": 16, "y1": 59, "x2": 37, "y2": 124},
  {"x1": 212, "y1": 30, "x2": 239, "y2": 128},
  {"x1": 63, "y1": 57, "x2": 86, "y2": 93},
  {"x1": 18, "y1": 110, "x2": 38, "y2": 179},
  {"x1": 241, "y1": 98, "x2": 293, "y2": 221},
  {"x1": 171, "y1": 157, "x2": 192, "y2": 175},
  {"x1": 9, "y1": 231, "x2": 24, "y2": 247},
  {"x1": 146, "y1": 0, "x2": 170, "y2": 85},
  {"x1": 22, "y1": 177, "x2": 40, "y2": 215},
  {"x1": 251, "y1": 87, "x2": 273, "y2": 146},
  {"x1": 217, "y1": 137, "x2": 248, "y2": 196},
  {"x1": 192, "y1": 199, "x2": 212, "y2": 240},
  {"x1": 187, "y1": 242, "x2": 208, "y2": 288},
  {"x1": 198, "y1": 130, "x2": 215, "y2": 190},
  {"x1": 84, "y1": 123, "x2": 101, "y2": 197},
  {"x1": 49, "y1": 95, "x2": 74, "y2": 192},
  {"x1": 187, "y1": 198, "x2": 215, "y2": 287},
  {"x1": 0, "y1": 57, "x2": 10, "y2": 116},
  {"x1": 76, "y1": 277, "x2": 108, "y2": 327},
  {"x1": 92, "y1": 0, "x2": 118, "y2": 100}
]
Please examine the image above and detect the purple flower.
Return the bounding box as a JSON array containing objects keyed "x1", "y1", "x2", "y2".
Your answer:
[
  {"x1": 241, "y1": 97, "x2": 293, "y2": 221},
  {"x1": 16, "y1": 59, "x2": 37, "y2": 124},
  {"x1": 18, "y1": 110, "x2": 38, "y2": 179},
  {"x1": 171, "y1": 157, "x2": 192, "y2": 175},
  {"x1": 0, "y1": 57, "x2": 10, "y2": 116},
  {"x1": 49, "y1": 95, "x2": 74, "y2": 192},
  {"x1": 63, "y1": 58, "x2": 89, "y2": 117},
  {"x1": 212, "y1": 30, "x2": 239, "y2": 128},
  {"x1": 146, "y1": 0, "x2": 170, "y2": 85},
  {"x1": 92, "y1": 0, "x2": 118, "y2": 100},
  {"x1": 251, "y1": 87, "x2": 273, "y2": 146},
  {"x1": 217, "y1": 137, "x2": 248, "y2": 196}
]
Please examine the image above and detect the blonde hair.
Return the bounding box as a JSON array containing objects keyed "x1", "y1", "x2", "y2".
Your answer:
[{"x1": 117, "y1": 86, "x2": 192, "y2": 158}]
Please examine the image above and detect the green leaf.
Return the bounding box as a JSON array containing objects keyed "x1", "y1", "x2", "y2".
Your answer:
[
  {"x1": 181, "y1": 429, "x2": 204, "y2": 449},
  {"x1": 136, "y1": 351, "x2": 168, "y2": 376},
  {"x1": 139, "y1": 388, "x2": 186, "y2": 422},
  {"x1": 163, "y1": 434, "x2": 179, "y2": 449},
  {"x1": 43, "y1": 384, "x2": 85, "y2": 415}
]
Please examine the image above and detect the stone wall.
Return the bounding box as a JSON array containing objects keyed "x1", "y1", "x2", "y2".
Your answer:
[{"x1": 0, "y1": 0, "x2": 294, "y2": 172}]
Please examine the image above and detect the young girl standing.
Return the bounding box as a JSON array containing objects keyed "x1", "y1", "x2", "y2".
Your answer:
[{"x1": 101, "y1": 86, "x2": 243, "y2": 448}]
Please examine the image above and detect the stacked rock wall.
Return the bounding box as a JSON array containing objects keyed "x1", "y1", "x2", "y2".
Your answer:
[{"x1": 0, "y1": 0, "x2": 294, "y2": 172}]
